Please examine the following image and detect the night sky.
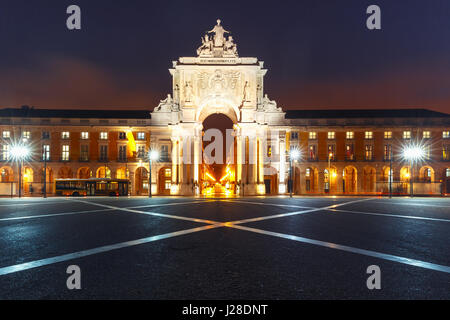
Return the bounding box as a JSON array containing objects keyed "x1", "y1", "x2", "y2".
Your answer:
[{"x1": 0, "y1": 0, "x2": 449, "y2": 113}]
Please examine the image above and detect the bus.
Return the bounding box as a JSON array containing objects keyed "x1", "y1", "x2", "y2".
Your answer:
[{"x1": 55, "y1": 178, "x2": 130, "y2": 197}]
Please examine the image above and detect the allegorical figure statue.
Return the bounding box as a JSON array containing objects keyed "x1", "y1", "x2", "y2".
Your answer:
[
  {"x1": 197, "y1": 34, "x2": 213, "y2": 56},
  {"x1": 185, "y1": 81, "x2": 193, "y2": 102},
  {"x1": 208, "y1": 19, "x2": 230, "y2": 47},
  {"x1": 243, "y1": 81, "x2": 251, "y2": 102}
]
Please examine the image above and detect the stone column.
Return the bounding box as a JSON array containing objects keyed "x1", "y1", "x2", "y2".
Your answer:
[
  {"x1": 236, "y1": 131, "x2": 243, "y2": 196},
  {"x1": 171, "y1": 137, "x2": 179, "y2": 195},
  {"x1": 278, "y1": 134, "x2": 286, "y2": 194}
]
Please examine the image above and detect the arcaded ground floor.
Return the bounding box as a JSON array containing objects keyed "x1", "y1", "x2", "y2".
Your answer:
[
  {"x1": 1, "y1": 161, "x2": 450, "y2": 196},
  {"x1": 0, "y1": 196, "x2": 449, "y2": 299}
]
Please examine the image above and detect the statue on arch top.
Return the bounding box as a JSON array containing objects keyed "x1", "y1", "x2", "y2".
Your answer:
[
  {"x1": 208, "y1": 19, "x2": 230, "y2": 47},
  {"x1": 197, "y1": 19, "x2": 239, "y2": 57}
]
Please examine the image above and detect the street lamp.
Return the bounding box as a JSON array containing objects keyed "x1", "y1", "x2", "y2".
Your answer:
[
  {"x1": 148, "y1": 150, "x2": 160, "y2": 198},
  {"x1": 10, "y1": 144, "x2": 31, "y2": 198},
  {"x1": 289, "y1": 149, "x2": 301, "y2": 198},
  {"x1": 402, "y1": 145, "x2": 425, "y2": 197}
]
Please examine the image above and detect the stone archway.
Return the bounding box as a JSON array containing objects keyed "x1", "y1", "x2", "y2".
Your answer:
[
  {"x1": 0, "y1": 166, "x2": 13, "y2": 183},
  {"x1": 158, "y1": 167, "x2": 172, "y2": 195},
  {"x1": 343, "y1": 166, "x2": 357, "y2": 194},
  {"x1": 201, "y1": 113, "x2": 236, "y2": 196},
  {"x1": 58, "y1": 167, "x2": 73, "y2": 179},
  {"x1": 305, "y1": 167, "x2": 319, "y2": 193},
  {"x1": 135, "y1": 167, "x2": 148, "y2": 195},
  {"x1": 96, "y1": 167, "x2": 111, "y2": 179},
  {"x1": 363, "y1": 166, "x2": 376, "y2": 193},
  {"x1": 78, "y1": 167, "x2": 92, "y2": 179}
]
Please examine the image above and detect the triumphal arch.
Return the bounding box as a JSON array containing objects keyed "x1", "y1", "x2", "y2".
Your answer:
[{"x1": 151, "y1": 20, "x2": 287, "y2": 196}]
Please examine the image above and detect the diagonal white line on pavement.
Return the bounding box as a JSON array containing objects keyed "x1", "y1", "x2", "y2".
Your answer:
[
  {"x1": 328, "y1": 208, "x2": 450, "y2": 223},
  {"x1": 0, "y1": 208, "x2": 113, "y2": 222},
  {"x1": 369, "y1": 200, "x2": 450, "y2": 208},
  {"x1": 227, "y1": 198, "x2": 374, "y2": 225},
  {"x1": 0, "y1": 224, "x2": 222, "y2": 276},
  {"x1": 0, "y1": 199, "x2": 216, "y2": 222},
  {"x1": 219, "y1": 199, "x2": 315, "y2": 209},
  {"x1": 229, "y1": 224, "x2": 450, "y2": 274},
  {"x1": 70, "y1": 199, "x2": 221, "y2": 225}
]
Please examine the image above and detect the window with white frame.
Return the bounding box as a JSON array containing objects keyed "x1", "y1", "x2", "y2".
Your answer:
[
  {"x1": 137, "y1": 145, "x2": 146, "y2": 158},
  {"x1": 2, "y1": 145, "x2": 10, "y2": 161},
  {"x1": 99, "y1": 145, "x2": 108, "y2": 161},
  {"x1": 42, "y1": 145, "x2": 50, "y2": 161},
  {"x1": 61, "y1": 145, "x2": 70, "y2": 161},
  {"x1": 365, "y1": 131, "x2": 373, "y2": 139},
  {"x1": 137, "y1": 132, "x2": 146, "y2": 140},
  {"x1": 365, "y1": 145, "x2": 374, "y2": 160},
  {"x1": 22, "y1": 131, "x2": 31, "y2": 140}
]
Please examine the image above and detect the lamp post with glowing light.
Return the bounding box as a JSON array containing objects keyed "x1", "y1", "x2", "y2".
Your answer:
[
  {"x1": 403, "y1": 145, "x2": 425, "y2": 197},
  {"x1": 289, "y1": 149, "x2": 300, "y2": 198},
  {"x1": 10, "y1": 144, "x2": 31, "y2": 198},
  {"x1": 148, "y1": 150, "x2": 159, "y2": 198}
]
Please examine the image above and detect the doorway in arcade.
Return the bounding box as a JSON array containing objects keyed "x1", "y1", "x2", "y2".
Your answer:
[{"x1": 201, "y1": 113, "x2": 236, "y2": 196}]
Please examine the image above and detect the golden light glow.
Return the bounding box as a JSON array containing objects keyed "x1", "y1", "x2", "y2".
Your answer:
[
  {"x1": 205, "y1": 172, "x2": 216, "y2": 182},
  {"x1": 126, "y1": 131, "x2": 136, "y2": 157}
]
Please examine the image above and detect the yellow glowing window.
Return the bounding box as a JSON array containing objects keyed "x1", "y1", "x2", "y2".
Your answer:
[
  {"x1": 164, "y1": 169, "x2": 172, "y2": 178},
  {"x1": 328, "y1": 132, "x2": 335, "y2": 140},
  {"x1": 100, "y1": 132, "x2": 108, "y2": 140},
  {"x1": 423, "y1": 131, "x2": 431, "y2": 139},
  {"x1": 403, "y1": 131, "x2": 411, "y2": 139},
  {"x1": 62, "y1": 145, "x2": 70, "y2": 161},
  {"x1": 443, "y1": 131, "x2": 450, "y2": 139},
  {"x1": 346, "y1": 132, "x2": 354, "y2": 139},
  {"x1": 384, "y1": 131, "x2": 392, "y2": 139},
  {"x1": 267, "y1": 146, "x2": 272, "y2": 157},
  {"x1": 62, "y1": 132, "x2": 70, "y2": 139},
  {"x1": 309, "y1": 132, "x2": 317, "y2": 140},
  {"x1": 23, "y1": 131, "x2": 31, "y2": 140},
  {"x1": 365, "y1": 131, "x2": 373, "y2": 139},
  {"x1": 81, "y1": 132, "x2": 89, "y2": 139},
  {"x1": 2, "y1": 131, "x2": 10, "y2": 139},
  {"x1": 306, "y1": 168, "x2": 311, "y2": 177}
]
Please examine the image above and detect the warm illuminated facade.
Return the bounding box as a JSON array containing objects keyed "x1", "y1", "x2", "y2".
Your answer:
[{"x1": 1, "y1": 20, "x2": 450, "y2": 197}]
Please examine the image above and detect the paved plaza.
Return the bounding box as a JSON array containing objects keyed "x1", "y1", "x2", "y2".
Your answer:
[{"x1": 0, "y1": 196, "x2": 449, "y2": 299}]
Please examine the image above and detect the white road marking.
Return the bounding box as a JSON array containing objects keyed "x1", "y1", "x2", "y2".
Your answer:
[
  {"x1": 228, "y1": 198, "x2": 374, "y2": 225},
  {"x1": 0, "y1": 224, "x2": 221, "y2": 276},
  {"x1": 219, "y1": 199, "x2": 315, "y2": 209},
  {"x1": 0, "y1": 199, "x2": 214, "y2": 222},
  {"x1": 229, "y1": 224, "x2": 450, "y2": 274},
  {"x1": 0, "y1": 209, "x2": 112, "y2": 222},
  {"x1": 328, "y1": 208, "x2": 450, "y2": 223},
  {"x1": 0, "y1": 200, "x2": 70, "y2": 207},
  {"x1": 70, "y1": 199, "x2": 220, "y2": 225},
  {"x1": 374, "y1": 200, "x2": 450, "y2": 208}
]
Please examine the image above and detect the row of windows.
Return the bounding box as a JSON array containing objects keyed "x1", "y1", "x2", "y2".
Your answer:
[
  {"x1": 296, "y1": 144, "x2": 450, "y2": 162},
  {"x1": 1, "y1": 131, "x2": 147, "y2": 141},
  {"x1": 1, "y1": 144, "x2": 171, "y2": 162},
  {"x1": 294, "y1": 131, "x2": 450, "y2": 141}
]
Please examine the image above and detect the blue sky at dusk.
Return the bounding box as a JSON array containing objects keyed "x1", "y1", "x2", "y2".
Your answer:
[{"x1": 0, "y1": 0, "x2": 449, "y2": 113}]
